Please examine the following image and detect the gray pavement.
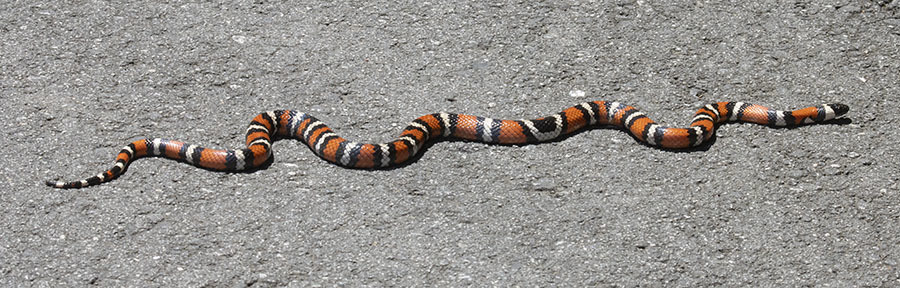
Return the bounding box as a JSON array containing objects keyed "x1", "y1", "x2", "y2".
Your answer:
[{"x1": 2, "y1": 1, "x2": 899, "y2": 286}]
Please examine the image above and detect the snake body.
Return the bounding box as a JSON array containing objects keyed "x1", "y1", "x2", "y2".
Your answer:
[{"x1": 47, "y1": 101, "x2": 848, "y2": 188}]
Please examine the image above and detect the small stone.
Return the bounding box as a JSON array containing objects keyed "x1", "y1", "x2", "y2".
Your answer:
[
  {"x1": 532, "y1": 178, "x2": 557, "y2": 191},
  {"x1": 689, "y1": 87, "x2": 705, "y2": 98},
  {"x1": 788, "y1": 170, "x2": 807, "y2": 179},
  {"x1": 750, "y1": 138, "x2": 767, "y2": 148},
  {"x1": 790, "y1": 150, "x2": 808, "y2": 158},
  {"x1": 635, "y1": 242, "x2": 649, "y2": 249}
]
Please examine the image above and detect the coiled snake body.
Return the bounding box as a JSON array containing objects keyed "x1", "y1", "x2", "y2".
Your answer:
[{"x1": 47, "y1": 101, "x2": 848, "y2": 188}]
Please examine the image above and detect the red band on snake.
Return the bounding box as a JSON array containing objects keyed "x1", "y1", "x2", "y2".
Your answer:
[{"x1": 46, "y1": 101, "x2": 849, "y2": 188}]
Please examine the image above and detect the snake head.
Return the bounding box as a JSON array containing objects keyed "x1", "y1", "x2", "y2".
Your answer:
[{"x1": 829, "y1": 103, "x2": 849, "y2": 117}]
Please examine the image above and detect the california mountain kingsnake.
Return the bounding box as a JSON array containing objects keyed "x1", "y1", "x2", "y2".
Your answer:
[{"x1": 47, "y1": 101, "x2": 848, "y2": 188}]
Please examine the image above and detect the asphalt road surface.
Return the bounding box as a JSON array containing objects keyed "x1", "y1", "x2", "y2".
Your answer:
[{"x1": 2, "y1": 1, "x2": 899, "y2": 286}]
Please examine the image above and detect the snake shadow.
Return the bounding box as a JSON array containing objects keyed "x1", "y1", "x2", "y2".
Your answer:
[{"x1": 48, "y1": 117, "x2": 851, "y2": 188}]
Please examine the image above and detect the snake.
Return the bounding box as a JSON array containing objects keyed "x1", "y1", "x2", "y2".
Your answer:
[{"x1": 46, "y1": 101, "x2": 848, "y2": 188}]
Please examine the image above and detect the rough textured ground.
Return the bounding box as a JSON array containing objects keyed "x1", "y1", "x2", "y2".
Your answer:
[{"x1": 2, "y1": 0, "x2": 899, "y2": 286}]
